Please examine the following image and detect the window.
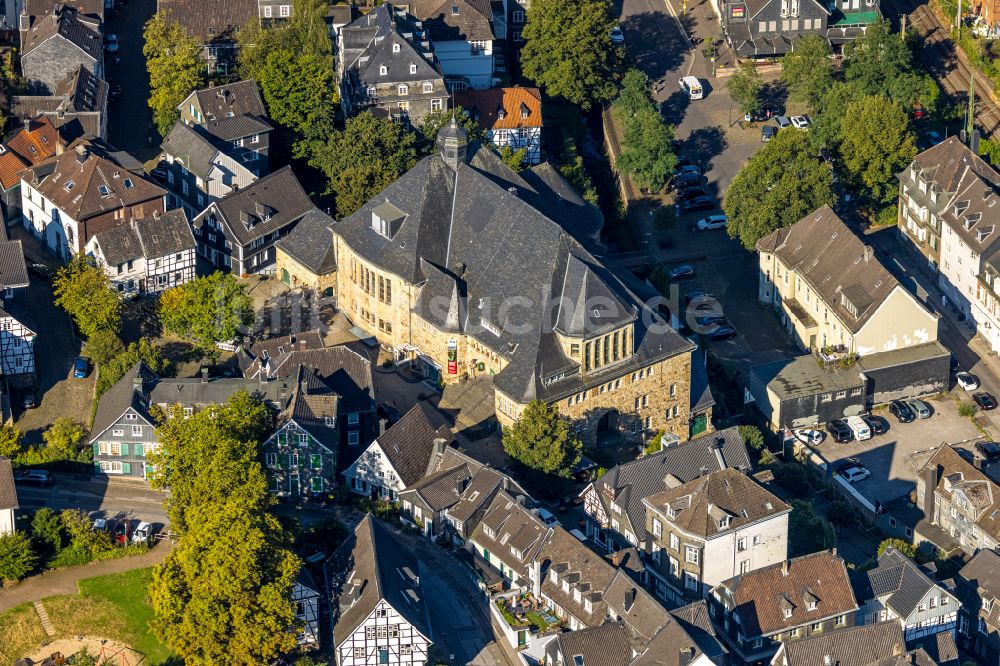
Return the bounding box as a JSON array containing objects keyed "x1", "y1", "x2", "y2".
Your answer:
[
  {"x1": 380, "y1": 65, "x2": 388, "y2": 75},
  {"x1": 431, "y1": 98, "x2": 443, "y2": 111},
  {"x1": 513, "y1": 9, "x2": 524, "y2": 21},
  {"x1": 409, "y1": 63, "x2": 417, "y2": 74},
  {"x1": 124, "y1": 178, "x2": 134, "y2": 189},
  {"x1": 348, "y1": 412, "x2": 360, "y2": 425},
  {"x1": 264, "y1": 5, "x2": 272, "y2": 17},
  {"x1": 810, "y1": 623, "x2": 822, "y2": 632},
  {"x1": 669, "y1": 533, "x2": 679, "y2": 550},
  {"x1": 113, "y1": 429, "x2": 124, "y2": 437},
  {"x1": 683, "y1": 571, "x2": 699, "y2": 591},
  {"x1": 836, "y1": 614, "x2": 846, "y2": 626},
  {"x1": 424, "y1": 82, "x2": 435, "y2": 93},
  {"x1": 737, "y1": 537, "x2": 747, "y2": 551},
  {"x1": 132, "y1": 425, "x2": 142, "y2": 436},
  {"x1": 651, "y1": 518, "x2": 661, "y2": 537},
  {"x1": 348, "y1": 431, "x2": 360, "y2": 446},
  {"x1": 298, "y1": 433, "x2": 310, "y2": 446},
  {"x1": 311, "y1": 454, "x2": 322, "y2": 470},
  {"x1": 265, "y1": 453, "x2": 277, "y2": 468},
  {"x1": 685, "y1": 546, "x2": 699, "y2": 563},
  {"x1": 353, "y1": 648, "x2": 364, "y2": 660},
  {"x1": 398, "y1": 84, "x2": 409, "y2": 96},
  {"x1": 311, "y1": 477, "x2": 322, "y2": 492},
  {"x1": 279, "y1": 4, "x2": 290, "y2": 16}
]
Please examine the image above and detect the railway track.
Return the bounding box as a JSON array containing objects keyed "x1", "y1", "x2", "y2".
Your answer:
[{"x1": 882, "y1": 0, "x2": 1000, "y2": 138}]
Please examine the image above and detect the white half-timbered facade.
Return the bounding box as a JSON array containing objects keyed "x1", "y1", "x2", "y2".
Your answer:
[
  {"x1": 0, "y1": 306, "x2": 35, "y2": 378},
  {"x1": 293, "y1": 570, "x2": 321, "y2": 649},
  {"x1": 86, "y1": 210, "x2": 197, "y2": 296},
  {"x1": 329, "y1": 515, "x2": 432, "y2": 666}
]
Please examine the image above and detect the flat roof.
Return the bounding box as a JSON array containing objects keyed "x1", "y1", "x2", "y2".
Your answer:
[
  {"x1": 856, "y1": 341, "x2": 950, "y2": 372},
  {"x1": 752, "y1": 355, "x2": 864, "y2": 401}
]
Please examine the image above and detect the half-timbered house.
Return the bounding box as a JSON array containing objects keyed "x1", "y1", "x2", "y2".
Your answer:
[{"x1": 293, "y1": 568, "x2": 322, "y2": 649}]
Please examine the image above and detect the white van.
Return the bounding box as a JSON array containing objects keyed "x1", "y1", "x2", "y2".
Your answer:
[
  {"x1": 846, "y1": 416, "x2": 871, "y2": 441},
  {"x1": 679, "y1": 76, "x2": 704, "y2": 100}
]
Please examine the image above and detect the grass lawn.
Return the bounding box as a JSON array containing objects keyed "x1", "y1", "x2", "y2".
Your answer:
[{"x1": 0, "y1": 568, "x2": 173, "y2": 665}]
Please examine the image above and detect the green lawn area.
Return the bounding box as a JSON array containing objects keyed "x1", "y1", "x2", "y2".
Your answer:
[{"x1": 0, "y1": 568, "x2": 173, "y2": 665}]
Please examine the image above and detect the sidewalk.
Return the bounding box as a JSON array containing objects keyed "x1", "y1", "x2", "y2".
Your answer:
[{"x1": 0, "y1": 539, "x2": 173, "y2": 613}]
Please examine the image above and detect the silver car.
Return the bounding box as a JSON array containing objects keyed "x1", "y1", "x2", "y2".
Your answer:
[{"x1": 907, "y1": 398, "x2": 932, "y2": 419}]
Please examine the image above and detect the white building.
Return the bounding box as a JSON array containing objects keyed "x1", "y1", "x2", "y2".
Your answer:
[
  {"x1": 454, "y1": 87, "x2": 544, "y2": 164},
  {"x1": 0, "y1": 239, "x2": 35, "y2": 388},
  {"x1": 86, "y1": 210, "x2": 197, "y2": 295},
  {"x1": 643, "y1": 468, "x2": 791, "y2": 603},
  {"x1": 0, "y1": 457, "x2": 17, "y2": 535},
  {"x1": 342, "y1": 402, "x2": 451, "y2": 501},
  {"x1": 328, "y1": 515, "x2": 432, "y2": 665},
  {"x1": 292, "y1": 569, "x2": 321, "y2": 649},
  {"x1": 468, "y1": 491, "x2": 551, "y2": 592}
]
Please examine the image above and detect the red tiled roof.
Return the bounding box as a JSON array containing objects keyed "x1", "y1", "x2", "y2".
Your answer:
[
  {"x1": 7, "y1": 117, "x2": 61, "y2": 166},
  {"x1": 0, "y1": 151, "x2": 29, "y2": 190},
  {"x1": 454, "y1": 87, "x2": 543, "y2": 131}
]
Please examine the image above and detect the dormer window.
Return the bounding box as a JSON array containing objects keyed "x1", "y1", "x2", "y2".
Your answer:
[
  {"x1": 498, "y1": 108, "x2": 507, "y2": 120},
  {"x1": 979, "y1": 226, "x2": 995, "y2": 242},
  {"x1": 64, "y1": 180, "x2": 75, "y2": 191},
  {"x1": 380, "y1": 65, "x2": 388, "y2": 75},
  {"x1": 718, "y1": 515, "x2": 730, "y2": 529},
  {"x1": 562, "y1": 580, "x2": 569, "y2": 593},
  {"x1": 451, "y1": 3, "x2": 459, "y2": 13},
  {"x1": 98, "y1": 185, "x2": 111, "y2": 196},
  {"x1": 409, "y1": 63, "x2": 417, "y2": 74},
  {"x1": 573, "y1": 588, "x2": 581, "y2": 603},
  {"x1": 123, "y1": 178, "x2": 134, "y2": 189},
  {"x1": 550, "y1": 569, "x2": 558, "y2": 584},
  {"x1": 584, "y1": 599, "x2": 592, "y2": 613},
  {"x1": 955, "y1": 201, "x2": 970, "y2": 216},
  {"x1": 784, "y1": 607, "x2": 793, "y2": 618},
  {"x1": 807, "y1": 600, "x2": 817, "y2": 611},
  {"x1": 666, "y1": 505, "x2": 677, "y2": 519},
  {"x1": 393, "y1": 43, "x2": 400, "y2": 53}
]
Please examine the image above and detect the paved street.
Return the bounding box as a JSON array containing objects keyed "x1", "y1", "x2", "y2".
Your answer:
[
  {"x1": 15, "y1": 474, "x2": 169, "y2": 531},
  {"x1": 105, "y1": 0, "x2": 157, "y2": 161}
]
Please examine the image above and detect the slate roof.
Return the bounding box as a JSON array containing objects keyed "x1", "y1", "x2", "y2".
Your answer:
[
  {"x1": 23, "y1": 0, "x2": 104, "y2": 22},
  {"x1": 54, "y1": 65, "x2": 107, "y2": 113},
  {"x1": 959, "y1": 548, "x2": 1000, "y2": 611},
  {"x1": 0, "y1": 457, "x2": 18, "y2": 511},
  {"x1": 910, "y1": 630, "x2": 959, "y2": 666},
  {"x1": 149, "y1": 375, "x2": 297, "y2": 411},
  {"x1": 335, "y1": 123, "x2": 691, "y2": 405},
  {"x1": 159, "y1": 0, "x2": 257, "y2": 44},
  {"x1": 471, "y1": 490, "x2": 549, "y2": 582},
  {"x1": 192, "y1": 166, "x2": 315, "y2": 245},
  {"x1": 859, "y1": 547, "x2": 940, "y2": 618},
  {"x1": 161, "y1": 122, "x2": 221, "y2": 180},
  {"x1": 774, "y1": 620, "x2": 904, "y2": 666},
  {"x1": 539, "y1": 525, "x2": 619, "y2": 626},
  {"x1": 0, "y1": 241, "x2": 30, "y2": 290},
  {"x1": 552, "y1": 622, "x2": 632, "y2": 666},
  {"x1": 405, "y1": 0, "x2": 497, "y2": 41},
  {"x1": 399, "y1": 462, "x2": 472, "y2": 512},
  {"x1": 604, "y1": 570, "x2": 670, "y2": 641},
  {"x1": 643, "y1": 467, "x2": 789, "y2": 539},
  {"x1": 22, "y1": 5, "x2": 102, "y2": 60},
  {"x1": 90, "y1": 361, "x2": 159, "y2": 439},
  {"x1": 719, "y1": 550, "x2": 858, "y2": 637},
  {"x1": 444, "y1": 466, "x2": 505, "y2": 523},
  {"x1": 25, "y1": 146, "x2": 165, "y2": 223},
  {"x1": 589, "y1": 427, "x2": 752, "y2": 542},
  {"x1": 454, "y1": 87, "x2": 543, "y2": 130},
  {"x1": 239, "y1": 330, "x2": 327, "y2": 378},
  {"x1": 274, "y1": 208, "x2": 337, "y2": 275},
  {"x1": 917, "y1": 444, "x2": 1000, "y2": 541},
  {"x1": 276, "y1": 365, "x2": 340, "y2": 452},
  {"x1": 631, "y1": 602, "x2": 727, "y2": 666},
  {"x1": 248, "y1": 345, "x2": 375, "y2": 414},
  {"x1": 328, "y1": 514, "x2": 431, "y2": 645},
  {"x1": 188, "y1": 80, "x2": 268, "y2": 120},
  {"x1": 200, "y1": 114, "x2": 273, "y2": 142},
  {"x1": 757, "y1": 205, "x2": 911, "y2": 334},
  {"x1": 92, "y1": 210, "x2": 195, "y2": 266},
  {"x1": 373, "y1": 401, "x2": 452, "y2": 486}
]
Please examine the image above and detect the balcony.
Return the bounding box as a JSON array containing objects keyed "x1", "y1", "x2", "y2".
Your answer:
[
  {"x1": 816, "y1": 345, "x2": 859, "y2": 368},
  {"x1": 490, "y1": 592, "x2": 564, "y2": 661}
]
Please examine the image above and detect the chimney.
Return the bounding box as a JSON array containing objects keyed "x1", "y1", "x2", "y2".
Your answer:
[
  {"x1": 823, "y1": 657, "x2": 832, "y2": 666},
  {"x1": 678, "y1": 647, "x2": 695, "y2": 666},
  {"x1": 712, "y1": 437, "x2": 727, "y2": 469},
  {"x1": 782, "y1": 559, "x2": 789, "y2": 576},
  {"x1": 922, "y1": 464, "x2": 939, "y2": 519},
  {"x1": 515, "y1": 495, "x2": 527, "y2": 506},
  {"x1": 433, "y1": 437, "x2": 448, "y2": 458},
  {"x1": 74, "y1": 144, "x2": 88, "y2": 163},
  {"x1": 200, "y1": 367, "x2": 208, "y2": 383},
  {"x1": 379, "y1": 417, "x2": 388, "y2": 435},
  {"x1": 864, "y1": 245, "x2": 874, "y2": 263},
  {"x1": 624, "y1": 587, "x2": 637, "y2": 612},
  {"x1": 133, "y1": 375, "x2": 143, "y2": 392}
]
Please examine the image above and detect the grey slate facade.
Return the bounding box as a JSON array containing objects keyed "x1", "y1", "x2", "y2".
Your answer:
[
  {"x1": 20, "y1": 6, "x2": 103, "y2": 94},
  {"x1": 178, "y1": 81, "x2": 273, "y2": 175}
]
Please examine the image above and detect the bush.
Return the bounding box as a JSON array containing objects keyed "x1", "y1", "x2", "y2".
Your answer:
[
  {"x1": 878, "y1": 537, "x2": 916, "y2": 559},
  {"x1": 959, "y1": 400, "x2": 979, "y2": 418},
  {"x1": 31, "y1": 507, "x2": 65, "y2": 557},
  {"x1": 0, "y1": 532, "x2": 36, "y2": 582},
  {"x1": 789, "y1": 500, "x2": 836, "y2": 556},
  {"x1": 873, "y1": 204, "x2": 898, "y2": 227},
  {"x1": 827, "y1": 498, "x2": 862, "y2": 528},
  {"x1": 646, "y1": 430, "x2": 666, "y2": 455},
  {"x1": 84, "y1": 330, "x2": 125, "y2": 366},
  {"x1": 738, "y1": 425, "x2": 765, "y2": 451},
  {"x1": 772, "y1": 462, "x2": 815, "y2": 497}
]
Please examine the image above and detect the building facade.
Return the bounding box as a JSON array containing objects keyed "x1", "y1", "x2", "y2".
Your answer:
[
  {"x1": 19, "y1": 5, "x2": 103, "y2": 94},
  {"x1": 957, "y1": 548, "x2": 1000, "y2": 665},
  {"x1": 177, "y1": 80, "x2": 273, "y2": 174},
  {"x1": 454, "y1": 86, "x2": 543, "y2": 163}
]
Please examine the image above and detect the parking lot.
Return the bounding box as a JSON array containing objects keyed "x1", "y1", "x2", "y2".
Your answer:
[{"x1": 814, "y1": 395, "x2": 985, "y2": 506}]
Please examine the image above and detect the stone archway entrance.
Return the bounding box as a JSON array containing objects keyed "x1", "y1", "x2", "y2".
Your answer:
[{"x1": 597, "y1": 410, "x2": 618, "y2": 433}]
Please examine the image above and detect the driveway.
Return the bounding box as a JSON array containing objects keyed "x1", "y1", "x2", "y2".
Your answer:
[
  {"x1": 814, "y1": 397, "x2": 984, "y2": 505},
  {"x1": 104, "y1": 0, "x2": 157, "y2": 159}
]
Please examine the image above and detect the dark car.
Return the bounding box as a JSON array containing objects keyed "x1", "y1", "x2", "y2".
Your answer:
[
  {"x1": 974, "y1": 392, "x2": 998, "y2": 410},
  {"x1": 706, "y1": 325, "x2": 736, "y2": 341},
  {"x1": 832, "y1": 457, "x2": 864, "y2": 473},
  {"x1": 761, "y1": 126, "x2": 778, "y2": 142},
  {"x1": 977, "y1": 441, "x2": 1000, "y2": 464},
  {"x1": 73, "y1": 357, "x2": 89, "y2": 378},
  {"x1": 744, "y1": 108, "x2": 771, "y2": 122},
  {"x1": 683, "y1": 291, "x2": 713, "y2": 307},
  {"x1": 695, "y1": 314, "x2": 727, "y2": 327},
  {"x1": 14, "y1": 470, "x2": 53, "y2": 487},
  {"x1": 668, "y1": 265, "x2": 695, "y2": 280},
  {"x1": 954, "y1": 447, "x2": 976, "y2": 464},
  {"x1": 679, "y1": 196, "x2": 714, "y2": 213},
  {"x1": 864, "y1": 415, "x2": 889, "y2": 436},
  {"x1": 668, "y1": 172, "x2": 702, "y2": 191},
  {"x1": 950, "y1": 354, "x2": 960, "y2": 372},
  {"x1": 677, "y1": 186, "x2": 709, "y2": 201},
  {"x1": 889, "y1": 399, "x2": 915, "y2": 423},
  {"x1": 827, "y1": 419, "x2": 853, "y2": 443}
]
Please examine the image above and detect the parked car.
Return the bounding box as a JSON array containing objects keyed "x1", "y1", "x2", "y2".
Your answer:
[
  {"x1": 696, "y1": 214, "x2": 728, "y2": 231},
  {"x1": 92, "y1": 517, "x2": 113, "y2": 533},
  {"x1": 669, "y1": 265, "x2": 695, "y2": 280},
  {"x1": 22, "y1": 392, "x2": 35, "y2": 410},
  {"x1": 950, "y1": 354, "x2": 960, "y2": 372},
  {"x1": 668, "y1": 172, "x2": 702, "y2": 191},
  {"x1": 954, "y1": 447, "x2": 976, "y2": 464},
  {"x1": 889, "y1": 399, "x2": 915, "y2": 423},
  {"x1": 105, "y1": 34, "x2": 119, "y2": 52},
  {"x1": 683, "y1": 291, "x2": 713, "y2": 306},
  {"x1": 846, "y1": 415, "x2": 871, "y2": 440},
  {"x1": 957, "y1": 372, "x2": 981, "y2": 391},
  {"x1": 610, "y1": 26, "x2": 625, "y2": 43},
  {"x1": 832, "y1": 457, "x2": 864, "y2": 474},
  {"x1": 132, "y1": 521, "x2": 154, "y2": 545},
  {"x1": 677, "y1": 186, "x2": 709, "y2": 201},
  {"x1": 675, "y1": 164, "x2": 702, "y2": 176},
  {"x1": 842, "y1": 467, "x2": 871, "y2": 483},
  {"x1": 113, "y1": 520, "x2": 133, "y2": 546},
  {"x1": 791, "y1": 115, "x2": 811, "y2": 129},
  {"x1": 761, "y1": 125, "x2": 778, "y2": 142},
  {"x1": 977, "y1": 441, "x2": 1000, "y2": 463},
  {"x1": 774, "y1": 115, "x2": 792, "y2": 129},
  {"x1": 679, "y1": 196, "x2": 714, "y2": 212},
  {"x1": 15, "y1": 470, "x2": 53, "y2": 487},
  {"x1": 864, "y1": 415, "x2": 889, "y2": 436},
  {"x1": 907, "y1": 398, "x2": 932, "y2": 419},
  {"x1": 925, "y1": 130, "x2": 944, "y2": 146},
  {"x1": 794, "y1": 428, "x2": 825, "y2": 445},
  {"x1": 694, "y1": 314, "x2": 727, "y2": 327},
  {"x1": 73, "y1": 357, "x2": 89, "y2": 378},
  {"x1": 706, "y1": 325, "x2": 736, "y2": 341},
  {"x1": 827, "y1": 419, "x2": 853, "y2": 443},
  {"x1": 536, "y1": 508, "x2": 559, "y2": 527},
  {"x1": 974, "y1": 392, "x2": 998, "y2": 410}
]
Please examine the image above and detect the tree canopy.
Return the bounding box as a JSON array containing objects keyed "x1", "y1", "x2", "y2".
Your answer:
[
  {"x1": 53, "y1": 254, "x2": 121, "y2": 340},
  {"x1": 419, "y1": 106, "x2": 484, "y2": 153},
  {"x1": 143, "y1": 11, "x2": 204, "y2": 136},
  {"x1": 158, "y1": 273, "x2": 253, "y2": 360},
  {"x1": 95, "y1": 339, "x2": 169, "y2": 399},
  {"x1": 789, "y1": 499, "x2": 836, "y2": 556},
  {"x1": 0, "y1": 532, "x2": 36, "y2": 582},
  {"x1": 723, "y1": 130, "x2": 836, "y2": 251},
  {"x1": 502, "y1": 400, "x2": 582, "y2": 478},
  {"x1": 781, "y1": 34, "x2": 833, "y2": 111},
  {"x1": 726, "y1": 60, "x2": 763, "y2": 116},
  {"x1": 309, "y1": 112, "x2": 420, "y2": 218},
  {"x1": 43, "y1": 418, "x2": 88, "y2": 463},
  {"x1": 258, "y1": 50, "x2": 337, "y2": 155},
  {"x1": 840, "y1": 95, "x2": 917, "y2": 205},
  {"x1": 520, "y1": 0, "x2": 622, "y2": 109},
  {"x1": 613, "y1": 68, "x2": 677, "y2": 192},
  {"x1": 843, "y1": 20, "x2": 931, "y2": 109}
]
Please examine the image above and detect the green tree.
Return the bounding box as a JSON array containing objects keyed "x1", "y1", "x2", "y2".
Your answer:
[
  {"x1": 43, "y1": 418, "x2": 88, "y2": 463},
  {"x1": 772, "y1": 462, "x2": 814, "y2": 497},
  {"x1": 143, "y1": 11, "x2": 204, "y2": 136},
  {"x1": 724, "y1": 129, "x2": 836, "y2": 250},
  {"x1": 309, "y1": 112, "x2": 420, "y2": 218},
  {"x1": 237, "y1": 0, "x2": 333, "y2": 80},
  {"x1": 781, "y1": 34, "x2": 833, "y2": 111},
  {"x1": 502, "y1": 400, "x2": 582, "y2": 478},
  {"x1": 0, "y1": 532, "x2": 36, "y2": 582},
  {"x1": 726, "y1": 60, "x2": 763, "y2": 116},
  {"x1": 84, "y1": 329, "x2": 125, "y2": 366},
  {"x1": 0, "y1": 424, "x2": 22, "y2": 459},
  {"x1": 419, "y1": 107, "x2": 484, "y2": 152},
  {"x1": 158, "y1": 273, "x2": 253, "y2": 360},
  {"x1": 878, "y1": 537, "x2": 917, "y2": 559},
  {"x1": 258, "y1": 50, "x2": 336, "y2": 151},
  {"x1": 789, "y1": 500, "x2": 836, "y2": 556},
  {"x1": 738, "y1": 425, "x2": 765, "y2": 451},
  {"x1": 31, "y1": 507, "x2": 65, "y2": 557},
  {"x1": 810, "y1": 81, "x2": 865, "y2": 152},
  {"x1": 520, "y1": 0, "x2": 621, "y2": 109},
  {"x1": 843, "y1": 20, "x2": 930, "y2": 109},
  {"x1": 53, "y1": 254, "x2": 121, "y2": 339},
  {"x1": 615, "y1": 68, "x2": 653, "y2": 118},
  {"x1": 95, "y1": 339, "x2": 169, "y2": 398},
  {"x1": 499, "y1": 145, "x2": 528, "y2": 172},
  {"x1": 840, "y1": 95, "x2": 917, "y2": 205},
  {"x1": 617, "y1": 106, "x2": 677, "y2": 192}
]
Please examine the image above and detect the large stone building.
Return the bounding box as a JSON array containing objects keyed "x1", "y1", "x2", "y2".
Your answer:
[
  {"x1": 759, "y1": 205, "x2": 938, "y2": 356},
  {"x1": 328, "y1": 120, "x2": 702, "y2": 444}
]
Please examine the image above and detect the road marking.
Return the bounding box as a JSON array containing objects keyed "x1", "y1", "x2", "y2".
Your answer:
[{"x1": 656, "y1": 0, "x2": 696, "y2": 76}]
